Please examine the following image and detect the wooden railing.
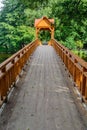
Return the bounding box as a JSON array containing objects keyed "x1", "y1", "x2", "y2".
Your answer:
[
  {"x1": 51, "y1": 39, "x2": 87, "y2": 102},
  {"x1": 0, "y1": 39, "x2": 39, "y2": 106}
]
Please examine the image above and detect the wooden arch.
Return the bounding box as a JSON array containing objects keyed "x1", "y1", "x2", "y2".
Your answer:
[{"x1": 34, "y1": 16, "x2": 54, "y2": 40}]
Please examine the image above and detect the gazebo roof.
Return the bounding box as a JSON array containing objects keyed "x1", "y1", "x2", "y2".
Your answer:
[{"x1": 34, "y1": 16, "x2": 54, "y2": 27}]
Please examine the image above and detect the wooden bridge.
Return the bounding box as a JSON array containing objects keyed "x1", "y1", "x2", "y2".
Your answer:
[{"x1": 0, "y1": 17, "x2": 87, "y2": 130}]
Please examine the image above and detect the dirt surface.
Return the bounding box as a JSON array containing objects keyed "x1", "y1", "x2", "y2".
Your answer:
[{"x1": 0, "y1": 45, "x2": 86, "y2": 130}]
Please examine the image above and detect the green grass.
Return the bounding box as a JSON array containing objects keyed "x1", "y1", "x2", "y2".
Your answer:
[
  {"x1": 72, "y1": 50, "x2": 87, "y2": 61},
  {"x1": 0, "y1": 53, "x2": 12, "y2": 63}
]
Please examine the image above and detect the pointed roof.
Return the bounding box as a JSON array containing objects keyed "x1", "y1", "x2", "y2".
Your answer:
[{"x1": 34, "y1": 16, "x2": 54, "y2": 27}]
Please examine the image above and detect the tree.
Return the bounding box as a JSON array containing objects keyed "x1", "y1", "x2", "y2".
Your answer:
[
  {"x1": 0, "y1": 0, "x2": 87, "y2": 54},
  {"x1": 51, "y1": 0, "x2": 87, "y2": 49}
]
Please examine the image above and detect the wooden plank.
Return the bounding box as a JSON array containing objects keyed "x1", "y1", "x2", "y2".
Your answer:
[{"x1": 0, "y1": 45, "x2": 86, "y2": 130}]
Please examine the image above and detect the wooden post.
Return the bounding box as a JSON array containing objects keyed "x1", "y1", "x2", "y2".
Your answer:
[
  {"x1": 81, "y1": 67, "x2": 87, "y2": 96},
  {"x1": 85, "y1": 75, "x2": 87, "y2": 99},
  {"x1": 51, "y1": 29, "x2": 54, "y2": 39},
  {"x1": 36, "y1": 28, "x2": 38, "y2": 39}
]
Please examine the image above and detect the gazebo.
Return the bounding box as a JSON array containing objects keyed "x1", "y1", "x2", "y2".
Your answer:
[{"x1": 34, "y1": 16, "x2": 54, "y2": 42}]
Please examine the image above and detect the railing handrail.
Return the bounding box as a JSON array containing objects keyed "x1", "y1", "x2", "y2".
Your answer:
[
  {"x1": 52, "y1": 38, "x2": 87, "y2": 102},
  {"x1": 0, "y1": 39, "x2": 39, "y2": 106},
  {"x1": 0, "y1": 39, "x2": 38, "y2": 70},
  {"x1": 52, "y1": 39, "x2": 87, "y2": 69}
]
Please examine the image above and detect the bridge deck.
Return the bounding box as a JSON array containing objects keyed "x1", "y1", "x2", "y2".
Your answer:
[{"x1": 0, "y1": 45, "x2": 86, "y2": 130}]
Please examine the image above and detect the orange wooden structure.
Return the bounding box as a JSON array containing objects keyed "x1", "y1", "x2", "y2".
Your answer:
[
  {"x1": 0, "y1": 17, "x2": 87, "y2": 108},
  {"x1": 51, "y1": 39, "x2": 87, "y2": 102},
  {"x1": 0, "y1": 39, "x2": 87, "y2": 106},
  {"x1": 0, "y1": 40, "x2": 39, "y2": 106},
  {"x1": 34, "y1": 16, "x2": 54, "y2": 41}
]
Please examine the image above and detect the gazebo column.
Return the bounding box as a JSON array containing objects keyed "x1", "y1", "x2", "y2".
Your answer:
[
  {"x1": 36, "y1": 28, "x2": 39, "y2": 39},
  {"x1": 51, "y1": 28, "x2": 54, "y2": 39},
  {"x1": 36, "y1": 28, "x2": 42, "y2": 45}
]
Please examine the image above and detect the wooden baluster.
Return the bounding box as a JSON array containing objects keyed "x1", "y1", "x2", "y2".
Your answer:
[
  {"x1": 1, "y1": 67, "x2": 8, "y2": 101},
  {"x1": 85, "y1": 74, "x2": 87, "y2": 99},
  {"x1": 17, "y1": 54, "x2": 21, "y2": 75},
  {"x1": 11, "y1": 59, "x2": 16, "y2": 84},
  {"x1": 81, "y1": 68, "x2": 87, "y2": 96},
  {"x1": 73, "y1": 59, "x2": 77, "y2": 82}
]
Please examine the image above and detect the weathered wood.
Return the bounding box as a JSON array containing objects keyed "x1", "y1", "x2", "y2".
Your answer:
[
  {"x1": 0, "y1": 39, "x2": 39, "y2": 106},
  {"x1": 0, "y1": 45, "x2": 86, "y2": 130}
]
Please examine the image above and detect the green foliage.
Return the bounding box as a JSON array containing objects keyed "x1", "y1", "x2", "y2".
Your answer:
[
  {"x1": 0, "y1": 0, "x2": 87, "y2": 56},
  {"x1": 0, "y1": 53, "x2": 11, "y2": 63},
  {"x1": 72, "y1": 50, "x2": 87, "y2": 61},
  {"x1": 0, "y1": 0, "x2": 51, "y2": 55},
  {"x1": 76, "y1": 40, "x2": 83, "y2": 50},
  {"x1": 0, "y1": 0, "x2": 36, "y2": 53},
  {"x1": 62, "y1": 36, "x2": 76, "y2": 50},
  {"x1": 19, "y1": 0, "x2": 48, "y2": 9},
  {"x1": 52, "y1": 0, "x2": 87, "y2": 50},
  {"x1": 0, "y1": 21, "x2": 35, "y2": 53},
  {"x1": 39, "y1": 30, "x2": 51, "y2": 42}
]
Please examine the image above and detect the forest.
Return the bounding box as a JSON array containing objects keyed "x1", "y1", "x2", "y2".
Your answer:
[{"x1": 0, "y1": 0, "x2": 87, "y2": 62}]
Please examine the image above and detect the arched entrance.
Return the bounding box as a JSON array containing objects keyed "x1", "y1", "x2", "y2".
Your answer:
[
  {"x1": 34, "y1": 16, "x2": 54, "y2": 45},
  {"x1": 38, "y1": 30, "x2": 51, "y2": 45}
]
